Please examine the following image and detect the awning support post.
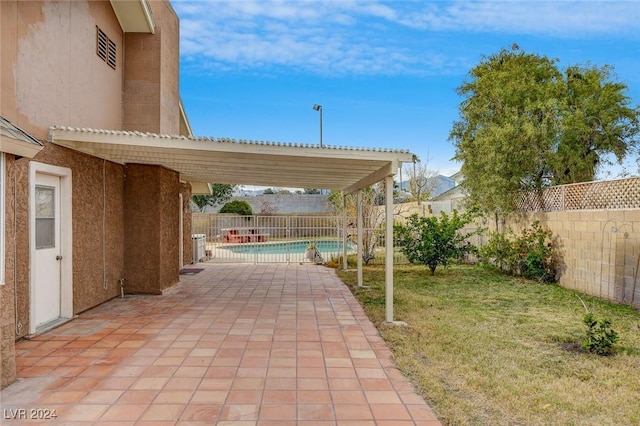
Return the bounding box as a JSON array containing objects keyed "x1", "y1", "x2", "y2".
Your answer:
[
  {"x1": 385, "y1": 175, "x2": 394, "y2": 323},
  {"x1": 357, "y1": 190, "x2": 363, "y2": 288},
  {"x1": 342, "y1": 192, "x2": 348, "y2": 270}
]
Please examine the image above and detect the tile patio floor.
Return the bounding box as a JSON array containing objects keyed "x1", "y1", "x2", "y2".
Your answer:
[{"x1": 1, "y1": 263, "x2": 441, "y2": 425}]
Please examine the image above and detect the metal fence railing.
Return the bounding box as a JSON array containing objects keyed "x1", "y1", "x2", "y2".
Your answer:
[
  {"x1": 192, "y1": 213, "x2": 408, "y2": 265},
  {"x1": 192, "y1": 214, "x2": 353, "y2": 264}
]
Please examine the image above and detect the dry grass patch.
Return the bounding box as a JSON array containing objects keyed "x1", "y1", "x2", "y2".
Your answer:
[{"x1": 336, "y1": 264, "x2": 640, "y2": 426}]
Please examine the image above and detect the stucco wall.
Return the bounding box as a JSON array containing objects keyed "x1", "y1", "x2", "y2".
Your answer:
[
  {"x1": 159, "y1": 167, "x2": 181, "y2": 288},
  {"x1": 123, "y1": 0, "x2": 180, "y2": 135},
  {"x1": 122, "y1": 31, "x2": 161, "y2": 133},
  {"x1": 124, "y1": 164, "x2": 181, "y2": 294},
  {"x1": 158, "y1": 0, "x2": 181, "y2": 135},
  {"x1": 1, "y1": 0, "x2": 189, "y2": 388},
  {"x1": 3, "y1": 0, "x2": 123, "y2": 139},
  {"x1": 1, "y1": 156, "x2": 18, "y2": 388},
  {"x1": 1, "y1": 1, "x2": 19, "y2": 120},
  {"x1": 11, "y1": 158, "x2": 30, "y2": 343},
  {"x1": 1, "y1": 0, "x2": 127, "y2": 358},
  {"x1": 11, "y1": 143, "x2": 126, "y2": 338}
]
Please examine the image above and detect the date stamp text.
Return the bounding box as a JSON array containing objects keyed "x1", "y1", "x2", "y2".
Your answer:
[{"x1": 3, "y1": 408, "x2": 58, "y2": 420}]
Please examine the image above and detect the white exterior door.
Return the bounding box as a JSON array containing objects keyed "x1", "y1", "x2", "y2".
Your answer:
[{"x1": 34, "y1": 173, "x2": 62, "y2": 328}]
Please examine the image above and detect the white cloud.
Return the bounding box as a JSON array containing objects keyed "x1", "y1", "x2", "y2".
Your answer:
[
  {"x1": 173, "y1": 0, "x2": 640, "y2": 76},
  {"x1": 401, "y1": 1, "x2": 640, "y2": 36}
]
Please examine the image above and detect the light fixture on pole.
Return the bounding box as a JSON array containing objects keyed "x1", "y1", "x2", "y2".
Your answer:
[{"x1": 312, "y1": 104, "x2": 323, "y2": 147}]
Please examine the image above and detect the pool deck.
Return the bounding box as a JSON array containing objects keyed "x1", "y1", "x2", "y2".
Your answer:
[{"x1": 1, "y1": 263, "x2": 441, "y2": 425}]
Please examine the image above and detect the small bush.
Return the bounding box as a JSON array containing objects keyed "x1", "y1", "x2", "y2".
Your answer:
[
  {"x1": 219, "y1": 200, "x2": 253, "y2": 216},
  {"x1": 478, "y1": 229, "x2": 516, "y2": 271},
  {"x1": 394, "y1": 210, "x2": 479, "y2": 275},
  {"x1": 479, "y1": 221, "x2": 556, "y2": 283},
  {"x1": 514, "y1": 221, "x2": 555, "y2": 282},
  {"x1": 582, "y1": 313, "x2": 618, "y2": 356}
]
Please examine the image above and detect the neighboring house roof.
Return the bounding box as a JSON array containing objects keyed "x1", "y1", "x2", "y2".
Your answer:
[
  {"x1": 49, "y1": 126, "x2": 413, "y2": 194},
  {"x1": 0, "y1": 115, "x2": 44, "y2": 158},
  {"x1": 433, "y1": 183, "x2": 467, "y2": 201},
  {"x1": 431, "y1": 171, "x2": 466, "y2": 201},
  {"x1": 450, "y1": 171, "x2": 464, "y2": 186}
]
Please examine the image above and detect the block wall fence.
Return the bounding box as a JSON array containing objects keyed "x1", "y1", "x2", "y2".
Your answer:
[
  {"x1": 503, "y1": 210, "x2": 640, "y2": 309},
  {"x1": 390, "y1": 204, "x2": 640, "y2": 309},
  {"x1": 395, "y1": 178, "x2": 640, "y2": 308}
]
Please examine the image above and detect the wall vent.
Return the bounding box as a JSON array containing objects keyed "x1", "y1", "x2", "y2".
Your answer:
[{"x1": 96, "y1": 26, "x2": 116, "y2": 70}]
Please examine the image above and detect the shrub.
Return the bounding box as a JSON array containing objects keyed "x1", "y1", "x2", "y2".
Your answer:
[
  {"x1": 582, "y1": 313, "x2": 618, "y2": 356},
  {"x1": 514, "y1": 221, "x2": 555, "y2": 282},
  {"x1": 219, "y1": 200, "x2": 253, "y2": 216},
  {"x1": 479, "y1": 229, "x2": 516, "y2": 272},
  {"x1": 480, "y1": 221, "x2": 556, "y2": 283},
  {"x1": 394, "y1": 210, "x2": 479, "y2": 275}
]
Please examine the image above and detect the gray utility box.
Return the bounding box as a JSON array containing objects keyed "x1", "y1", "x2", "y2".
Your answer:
[{"x1": 191, "y1": 234, "x2": 206, "y2": 264}]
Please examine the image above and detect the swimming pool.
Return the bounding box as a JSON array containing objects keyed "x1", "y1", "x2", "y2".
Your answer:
[{"x1": 223, "y1": 240, "x2": 354, "y2": 255}]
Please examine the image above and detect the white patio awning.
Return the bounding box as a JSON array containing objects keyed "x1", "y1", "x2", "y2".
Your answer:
[
  {"x1": 49, "y1": 126, "x2": 413, "y2": 194},
  {"x1": 49, "y1": 125, "x2": 410, "y2": 323}
]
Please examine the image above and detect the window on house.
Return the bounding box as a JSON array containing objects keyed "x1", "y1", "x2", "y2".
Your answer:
[
  {"x1": 36, "y1": 185, "x2": 56, "y2": 250},
  {"x1": 35, "y1": 185, "x2": 55, "y2": 249},
  {"x1": 96, "y1": 26, "x2": 116, "y2": 69}
]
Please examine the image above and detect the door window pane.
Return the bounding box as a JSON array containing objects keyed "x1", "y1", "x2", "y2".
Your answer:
[{"x1": 36, "y1": 185, "x2": 55, "y2": 249}]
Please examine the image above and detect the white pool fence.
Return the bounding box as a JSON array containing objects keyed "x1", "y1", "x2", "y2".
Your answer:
[{"x1": 191, "y1": 213, "x2": 404, "y2": 264}]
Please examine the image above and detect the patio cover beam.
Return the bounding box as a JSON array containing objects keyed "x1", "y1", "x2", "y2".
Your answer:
[{"x1": 49, "y1": 127, "x2": 412, "y2": 194}]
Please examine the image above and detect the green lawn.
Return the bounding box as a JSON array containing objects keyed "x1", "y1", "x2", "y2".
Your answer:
[{"x1": 335, "y1": 264, "x2": 640, "y2": 426}]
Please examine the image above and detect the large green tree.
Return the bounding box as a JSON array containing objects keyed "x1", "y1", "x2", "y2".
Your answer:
[
  {"x1": 450, "y1": 46, "x2": 562, "y2": 212},
  {"x1": 450, "y1": 45, "x2": 639, "y2": 212},
  {"x1": 551, "y1": 65, "x2": 639, "y2": 184},
  {"x1": 191, "y1": 184, "x2": 236, "y2": 212}
]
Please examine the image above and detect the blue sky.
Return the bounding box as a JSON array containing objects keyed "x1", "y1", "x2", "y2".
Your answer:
[{"x1": 174, "y1": 0, "x2": 640, "y2": 180}]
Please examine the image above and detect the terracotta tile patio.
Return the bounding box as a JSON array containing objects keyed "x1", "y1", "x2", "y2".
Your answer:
[{"x1": 1, "y1": 263, "x2": 441, "y2": 425}]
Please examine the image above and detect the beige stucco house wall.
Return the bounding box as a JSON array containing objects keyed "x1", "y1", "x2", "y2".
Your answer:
[{"x1": 1, "y1": 0, "x2": 192, "y2": 388}]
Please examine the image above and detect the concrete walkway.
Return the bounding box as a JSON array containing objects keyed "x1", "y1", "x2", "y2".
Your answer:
[{"x1": 1, "y1": 263, "x2": 441, "y2": 425}]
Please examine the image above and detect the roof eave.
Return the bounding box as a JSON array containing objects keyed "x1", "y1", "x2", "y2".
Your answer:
[
  {"x1": 190, "y1": 182, "x2": 213, "y2": 195},
  {"x1": 179, "y1": 99, "x2": 193, "y2": 137},
  {"x1": 0, "y1": 135, "x2": 44, "y2": 158},
  {"x1": 110, "y1": 0, "x2": 155, "y2": 34}
]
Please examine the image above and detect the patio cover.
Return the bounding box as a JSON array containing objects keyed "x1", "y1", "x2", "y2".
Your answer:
[
  {"x1": 49, "y1": 126, "x2": 413, "y2": 322},
  {"x1": 49, "y1": 126, "x2": 412, "y2": 194}
]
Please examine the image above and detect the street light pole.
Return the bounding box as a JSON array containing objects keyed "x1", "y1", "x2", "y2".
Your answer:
[{"x1": 313, "y1": 104, "x2": 323, "y2": 147}]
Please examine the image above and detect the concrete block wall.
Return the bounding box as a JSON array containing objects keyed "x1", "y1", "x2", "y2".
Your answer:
[
  {"x1": 391, "y1": 201, "x2": 640, "y2": 308},
  {"x1": 506, "y1": 210, "x2": 640, "y2": 308},
  {"x1": 205, "y1": 194, "x2": 333, "y2": 214}
]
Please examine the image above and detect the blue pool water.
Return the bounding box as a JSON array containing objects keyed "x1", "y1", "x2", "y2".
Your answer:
[{"x1": 223, "y1": 240, "x2": 353, "y2": 255}]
